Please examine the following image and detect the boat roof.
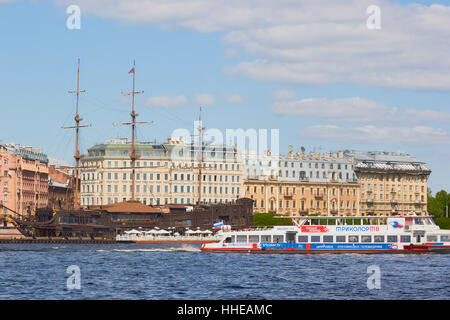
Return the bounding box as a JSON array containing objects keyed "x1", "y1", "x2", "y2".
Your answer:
[
  {"x1": 90, "y1": 201, "x2": 164, "y2": 213},
  {"x1": 275, "y1": 215, "x2": 433, "y2": 219}
]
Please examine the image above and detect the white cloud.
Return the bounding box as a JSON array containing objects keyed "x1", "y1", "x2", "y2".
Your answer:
[
  {"x1": 223, "y1": 48, "x2": 240, "y2": 59},
  {"x1": 225, "y1": 94, "x2": 246, "y2": 104},
  {"x1": 55, "y1": 0, "x2": 450, "y2": 90},
  {"x1": 271, "y1": 89, "x2": 297, "y2": 100},
  {"x1": 195, "y1": 94, "x2": 216, "y2": 106},
  {"x1": 48, "y1": 157, "x2": 71, "y2": 167},
  {"x1": 271, "y1": 97, "x2": 450, "y2": 124},
  {"x1": 301, "y1": 125, "x2": 450, "y2": 145},
  {"x1": 146, "y1": 95, "x2": 187, "y2": 108}
]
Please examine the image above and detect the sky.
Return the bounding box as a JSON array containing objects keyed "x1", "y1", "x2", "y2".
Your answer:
[{"x1": 0, "y1": 0, "x2": 449, "y2": 193}]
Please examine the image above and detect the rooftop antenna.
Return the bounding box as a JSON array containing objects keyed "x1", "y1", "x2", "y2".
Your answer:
[
  {"x1": 62, "y1": 58, "x2": 91, "y2": 210},
  {"x1": 114, "y1": 60, "x2": 152, "y2": 201}
]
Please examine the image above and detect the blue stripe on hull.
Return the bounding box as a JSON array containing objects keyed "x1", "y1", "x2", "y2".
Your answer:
[
  {"x1": 311, "y1": 243, "x2": 392, "y2": 250},
  {"x1": 259, "y1": 242, "x2": 393, "y2": 250},
  {"x1": 259, "y1": 243, "x2": 306, "y2": 249}
]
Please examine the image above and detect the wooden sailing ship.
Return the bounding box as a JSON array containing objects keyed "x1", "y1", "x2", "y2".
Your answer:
[{"x1": 1, "y1": 60, "x2": 253, "y2": 241}]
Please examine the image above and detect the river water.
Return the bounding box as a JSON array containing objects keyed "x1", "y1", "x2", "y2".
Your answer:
[{"x1": 0, "y1": 243, "x2": 448, "y2": 300}]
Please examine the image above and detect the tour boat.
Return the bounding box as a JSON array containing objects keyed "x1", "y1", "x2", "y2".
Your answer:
[{"x1": 201, "y1": 214, "x2": 450, "y2": 254}]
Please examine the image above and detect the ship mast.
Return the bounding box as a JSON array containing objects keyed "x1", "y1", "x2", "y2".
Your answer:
[
  {"x1": 116, "y1": 61, "x2": 151, "y2": 201},
  {"x1": 63, "y1": 58, "x2": 90, "y2": 209},
  {"x1": 192, "y1": 107, "x2": 206, "y2": 206}
]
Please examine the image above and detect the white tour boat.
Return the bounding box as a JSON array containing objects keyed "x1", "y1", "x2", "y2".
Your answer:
[{"x1": 201, "y1": 214, "x2": 450, "y2": 254}]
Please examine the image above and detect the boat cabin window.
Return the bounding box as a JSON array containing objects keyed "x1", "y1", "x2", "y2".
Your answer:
[
  {"x1": 273, "y1": 235, "x2": 284, "y2": 243},
  {"x1": 310, "y1": 236, "x2": 320, "y2": 243},
  {"x1": 361, "y1": 236, "x2": 372, "y2": 243},
  {"x1": 374, "y1": 235, "x2": 385, "y2": 243},
  {"x1": 231, "y1": 235, "x2": 235, "y2": 243},
  {"x1": 323, "y1": 235, "x2": 333, "y2": 243},
  {"x1": 336, "y1": 236, "x2": 346, "y2": 242},
  {"x1": 225, "y1": 237, "x2": 233, "y2": 243},
  {"x1": 414, "y1": 218, "x2": 424, "y2": 225},
  {"x1": 400, "y1": 235, "x2": 411, "y2": 243},
  {"x1": 286, "y1": 232, "x2": 296, "y2": 243},
  {"x1": 249, "y1": 235, "x2": 259, "y2": 243},
  {"x1": 297, "y1": 235, "x2": 308, "y2": 243},
  {"x1": 261, "y1": 235, "x2": 271, "y2": 242},
  {"x1": 426, "y1": 235, "x2": 438, "y2": 242},
  {"x1": 440, "y1": 235, "x2": 449, "y2": 242},
  {"x1": 348, "y1": 235, "x2": 359, "y2": 243},
  {"x1": 236, "y1": 235, "x2": 247, "y2": 243},
  {"x1": 387, "y1": 235, "x2": 398, "y2": 243},
  {"x1": 425, "y1": 218, "x2": 435, "y2": 225}
]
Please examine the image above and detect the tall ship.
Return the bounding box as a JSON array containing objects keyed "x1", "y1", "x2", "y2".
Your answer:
[
  {"x1": 202, "y1": 214, "x2": 450, "y2": 253},
  {"x1": 0, "y1": 60, "x2": 253, "y2": 242}
]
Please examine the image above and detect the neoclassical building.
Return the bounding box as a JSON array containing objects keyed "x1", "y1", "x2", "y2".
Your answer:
[
  {"x1": 244, "y1": 150, "x2": 431, "y2": 217},
  {"x1": 243, "y1": 151, "x2": 361, "y2": 216},
  {"x1": 344, "y1": 151, "x2": 431, "y2": 216},
  {"x1": 79, "y1": 138, "x2": 244, "y2": 207},
  {"x1": 78, "y1": 139, "x2": 431, "y2": 217}
]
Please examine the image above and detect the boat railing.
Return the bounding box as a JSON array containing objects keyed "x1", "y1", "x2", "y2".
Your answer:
[{"x1": 116, "y1": 234, "x2": 223, "y2": 241}]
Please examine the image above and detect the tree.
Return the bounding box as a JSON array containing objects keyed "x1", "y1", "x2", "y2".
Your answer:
[{"x1": 428, "y1": 189, "x2": 449, "y2": 218}]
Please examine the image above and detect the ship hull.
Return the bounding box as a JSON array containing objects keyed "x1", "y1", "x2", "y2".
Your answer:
[
  {"x1": 128, "y1": 240, "x2": 218, "y2": 244},
  {"x1": 202, "y1": 243, "x2": 450, "y2": 254},
  {"x1": 201, "y1": 248, "x2": 429, "y2": 254}
]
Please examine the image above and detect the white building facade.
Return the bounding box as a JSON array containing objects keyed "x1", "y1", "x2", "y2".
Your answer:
[{"x1": 79, "y1": 138, "x2": 244, "y2": 207}]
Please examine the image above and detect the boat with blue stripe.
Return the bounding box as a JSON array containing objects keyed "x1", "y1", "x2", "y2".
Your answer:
[{"x1": 201, "y1": 214, "x2": 450, "y2": 254}]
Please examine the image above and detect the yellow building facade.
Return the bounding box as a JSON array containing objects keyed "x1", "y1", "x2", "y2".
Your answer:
[
  {"x1": 347, "y1": 151, "x2": 430, "y2": 216},
  {"x1": 245, "y1": 179, "x2": 360, "y2": 216},
  {"x1": 243, "y1": 152, "x2": 361, "y2": 216},
  {"x1": 357, "y1": 170, "x2": 429, "y2": 216}
]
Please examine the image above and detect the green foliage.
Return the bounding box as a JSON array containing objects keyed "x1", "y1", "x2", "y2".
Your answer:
[
  {"x1": 252, "y1": 212, "x2": 293, "y2": 226},
  {"x1": 428, "y1": 189, "x2": 450, "y2": 228},
  {"x1": 434, "y1": 217, "x2": 450, "y2": 230}
]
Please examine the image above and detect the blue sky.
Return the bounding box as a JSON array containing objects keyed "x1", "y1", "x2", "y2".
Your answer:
[{"x1": 0, "y1": 0, "x2": 449, "y2": 193}]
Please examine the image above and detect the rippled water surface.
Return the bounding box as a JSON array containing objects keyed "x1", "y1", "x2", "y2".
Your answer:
[{"x1": 0, "y1": 243, "x2": 449, "y2": 300}]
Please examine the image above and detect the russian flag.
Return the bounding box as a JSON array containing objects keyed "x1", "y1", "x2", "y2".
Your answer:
[
  {"x1": 128, "y1": 67, "x2": 135, "y2": 74},
  {"x1": 213, "y1": 221, "x2": 223, "y2": 230}
]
